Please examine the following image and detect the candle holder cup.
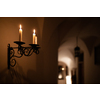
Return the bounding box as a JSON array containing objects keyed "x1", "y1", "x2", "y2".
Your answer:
[
  {"x1": 14, "y1": 41, "x2": 25, "y2": 46},
  {"x1": 29, "y1": 44, "x2": 40, "y2": 54},
  {"x1": 14, "y1": 41, "x2": 25, "y2": 51}
]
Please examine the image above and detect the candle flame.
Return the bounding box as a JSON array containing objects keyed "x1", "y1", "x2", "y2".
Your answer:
[
  {"x1": 33, "y1": 29, "x2": 35, "y2": 33},
  {"x1": 20, "y1": 25, "x2": 22, "y2": 29}
]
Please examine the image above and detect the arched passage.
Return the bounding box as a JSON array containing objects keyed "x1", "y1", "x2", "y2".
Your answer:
[
  {"x1": 37, "y1": 17, "x2": 100, "y2": 84},
  {"x1": 58, "y1": 36, "x2": 89, "y2": 84}
]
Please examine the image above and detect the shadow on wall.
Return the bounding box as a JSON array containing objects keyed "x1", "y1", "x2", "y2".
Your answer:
[
  {"x1": 0, "y1": 62, "x2": 37, "y2": 84},
  {"x1": 0, "y1": 49, "x2": 44, "y2": 84}
]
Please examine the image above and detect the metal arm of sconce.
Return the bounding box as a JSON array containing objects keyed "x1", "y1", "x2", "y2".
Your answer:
[{"x1": 8, "y1": 41, "x2": 40, "y2": 69}]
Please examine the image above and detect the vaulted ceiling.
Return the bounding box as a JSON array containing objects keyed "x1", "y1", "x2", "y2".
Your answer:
[
  {"x1": 36, "y1": 17, "x2": 100, "y2": 56},
  {"x1": 56, "y1": 17, "x2": 100, "y2": 69}
]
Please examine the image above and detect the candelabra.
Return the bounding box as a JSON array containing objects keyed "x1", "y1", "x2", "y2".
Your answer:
[{"x1": 8, "y1": 41, "x2": 40, "y2": 69}]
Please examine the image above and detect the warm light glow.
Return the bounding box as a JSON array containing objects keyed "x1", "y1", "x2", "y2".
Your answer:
[
  {"x1": 19, "y1": 24, "x2": 22, "y2": 41},
  {"x1": 20, "y1": 24, "x2": 22, "y2": 29},
  {"x1": 66, "y1": 76, "x2": 72, "y2": 84},
  {"x1": 58, "y1": 57, "x2": 73, "y2": 76},
  {"x1": 62, "y1": 68, "x2": 64, "y2": 70},
  {"x1": 59, "y1": 57, "x2": 71, "y2": 67},
  {"x1": 33, "y1": 29, "x2": 35, "y2": 34},
  {"x1": 33, "y1": 29, "x2": 36, "y2": 44},
  {"x1": 58, "y1": 74, "x2": 62, "y2": 79}
]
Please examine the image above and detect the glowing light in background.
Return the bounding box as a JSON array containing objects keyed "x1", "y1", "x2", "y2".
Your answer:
[
  {"x1": 58, "y1": 73, "x2": 62, "y2": 79},
  {"x1": 66, "y1": 76, "x2": 72, "y2": 84},
  {"x1": 62, "y1": 68, "x2": 64, "y2": 70},
  {"x1": 58, "y1": 56, "x2": 75, "y2": 76}
]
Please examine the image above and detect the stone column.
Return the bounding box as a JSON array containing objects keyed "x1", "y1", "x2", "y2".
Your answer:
[{"x1": 74, "y1": 46, "x2": 80, "y2": 84}]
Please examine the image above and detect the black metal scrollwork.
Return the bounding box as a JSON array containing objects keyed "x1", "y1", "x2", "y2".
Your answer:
[
  {"x1": 10, "y1": 58, "x2": 16, "y2": 67},
  {"x1": 8, "y1": 41, "x2": 40, "y2": 69}
]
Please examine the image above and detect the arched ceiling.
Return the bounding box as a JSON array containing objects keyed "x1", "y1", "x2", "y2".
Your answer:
[
  {"x1": 57, "y1": 17, "x2": 100, "y2": 70},
  {"x1": 36, "y1": 17, "x2": 100, "y2": 70},
  {"x1": 36, "y1": 17, "x2": 100, "y2": 56},
  {"x1": 58, "y1": 17, "x2": 100, "y2": 56}
]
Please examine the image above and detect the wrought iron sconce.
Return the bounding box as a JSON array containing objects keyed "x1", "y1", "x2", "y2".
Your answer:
[{"x1": 8, "y1": 41, "x2": 40, "y2": 69}]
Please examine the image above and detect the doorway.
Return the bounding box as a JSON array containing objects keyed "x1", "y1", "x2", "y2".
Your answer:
[
  {"x1": 58, "y1": 61, "x2": 68, "y2": 84},
  {"x1": 78, "y1": 52, "x2": 84, "y2": 84}
]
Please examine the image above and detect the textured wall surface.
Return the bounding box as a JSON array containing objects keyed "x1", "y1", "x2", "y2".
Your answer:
[{"x1": 0, "y1": 17, "x2": 100, "y2": 84}]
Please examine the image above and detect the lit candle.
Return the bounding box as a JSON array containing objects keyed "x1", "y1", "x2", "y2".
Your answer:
[
  {"x1": 35, "y1": 35, "x2": 37, "y2": 44},
  {"x1": 33, "y1": 29, "x2": 35, "y2": 44},
  {"x1": 19, "y1": 24, "x2": 22, "y2": 41}
]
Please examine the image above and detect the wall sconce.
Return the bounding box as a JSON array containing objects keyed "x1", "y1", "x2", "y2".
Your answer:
[
  {"x1": 8, "y1": 25, "x2": 40, "y2": 69},
  {"x1": 8, "y1": 41, "x2": 40, "y2": 69}
]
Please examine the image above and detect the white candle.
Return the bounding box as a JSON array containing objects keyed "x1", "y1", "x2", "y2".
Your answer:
[
  {"x1": 35, "y1": 35, "x2": 37, "y2": 44},
  {"x1": 33, "y1": 29, "x2": 35, "y2": 44},
  {"x1": 19, "y1": 25, "x2": 22, "y2": 41}
]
